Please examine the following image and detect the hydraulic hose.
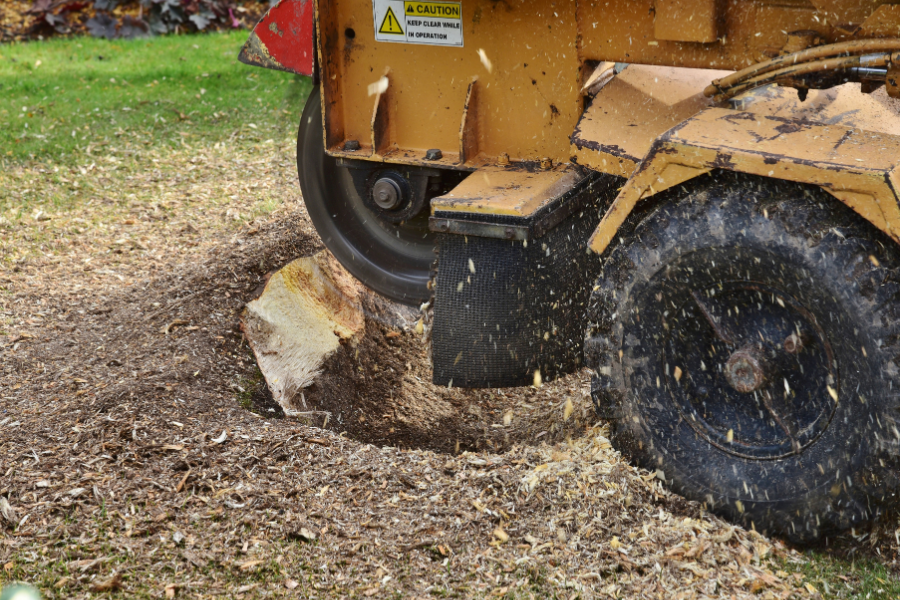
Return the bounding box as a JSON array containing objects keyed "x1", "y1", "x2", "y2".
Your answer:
[
  {"x1": 714, "y1": 53, "x2": 891, "y2": 101},
  {"x1": 704, "y1": 38, "x2": 900, "y2": 100}
]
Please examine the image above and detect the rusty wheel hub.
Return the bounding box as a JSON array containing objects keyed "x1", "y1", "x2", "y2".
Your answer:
[{"x1": 724, "y1": 345, "x2": 768, "y2": 393}]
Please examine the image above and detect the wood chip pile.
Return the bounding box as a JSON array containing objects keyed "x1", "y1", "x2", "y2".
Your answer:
[{"x1": 1, "y1": 132, "x2": 896, "y2": 599}]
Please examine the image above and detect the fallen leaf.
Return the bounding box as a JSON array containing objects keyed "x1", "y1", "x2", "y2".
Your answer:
[
  {"x1": 183, "y1": 550, "x2": 203, "y2": 568},
  {"x1": 284, "y1": 579, "x2": 299, "y2": 589},
  {"x1": 0, "y1": 498, "x2": 17, "y2": 526},
  {"x1": 551, "y1": 450, "x2": 571, "y2": 462},
  {"x1": 90, "y1": 572, "x2": 122, "y2": 592},
  {"x1": 287, "y1": 527, "x2": 318, "y2": 543},
  {"x1": 239, "y1": 560, "x2": 264, "y2": 571},
  {"x1": 175, "y1": 469, "x2": 192, "y2": 493},
  {"x1": 69, "y1": 556, "x2": 111, "y2": 572},
  {"x1": 684, "y1": 541, "x2": 710, "y2": 558},
  {"x1": 210, "y1": 430, "x2": 227, "y2": 444},
  {"x1": 492, "y1": 527, "x2": 509, "y2": 543},
  {"x1": 54, "y1": 576, "x2": 73, "y2": 588},
  {"x1": 162, "y1": 319, "x2": 188, "y2": 335}
]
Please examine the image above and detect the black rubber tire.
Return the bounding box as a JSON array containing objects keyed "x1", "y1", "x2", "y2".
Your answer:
[
  {"x1": 585, "y1": 172, "x2": 900, "y2": 542},
  {"x1": 296, "y1": 86, "x2": 435, "y2": 306}
]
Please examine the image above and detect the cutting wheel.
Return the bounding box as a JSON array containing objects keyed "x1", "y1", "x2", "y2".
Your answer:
[{"x1": 296, "y1": 87, "x2": 436, "y2": 306}]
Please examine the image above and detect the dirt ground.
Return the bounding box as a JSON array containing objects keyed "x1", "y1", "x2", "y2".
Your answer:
[{"x1": 2, "y1": 132, "x2": 899, "y2": 598}]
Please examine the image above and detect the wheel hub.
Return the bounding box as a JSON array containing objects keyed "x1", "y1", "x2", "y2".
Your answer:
[
  {"x1": 664, "y1": 283, "x2": 838, "y2": 460},
  {"x1": 372, "y1": 177, "x2": 404, "y2": 210},
  {"x1": 724, "y1": 345, "x2": 769, "y2": 393}
]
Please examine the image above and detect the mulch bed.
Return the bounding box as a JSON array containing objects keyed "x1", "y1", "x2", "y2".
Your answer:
[{"x1": 1, "y1": 116, "x2": 899, "y2": 597}]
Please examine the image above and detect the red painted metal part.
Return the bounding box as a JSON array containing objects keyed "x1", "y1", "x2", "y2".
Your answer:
[{"x1": 238, "y1": 0, "x2": 315, "y2": 77}]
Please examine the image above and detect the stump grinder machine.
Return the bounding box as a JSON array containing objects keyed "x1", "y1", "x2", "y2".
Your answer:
[{"x1": 240, "y1": 0, "x2": 900, "y2": 541}]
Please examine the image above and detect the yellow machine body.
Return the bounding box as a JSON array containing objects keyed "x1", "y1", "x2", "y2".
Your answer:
[
  {"x1": 582, "y1": 69, "x2": 900, "y2": 253},
  {"x1": 313, "y1": 0, "x2": 900, "y2": 249}
]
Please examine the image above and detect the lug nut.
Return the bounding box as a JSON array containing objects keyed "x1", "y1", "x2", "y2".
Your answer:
[
  {"x1": 425, "y1": 148, "x2": 443, "y2": 160},
  {"x1": 344, "y1": 139, "x2": 360, "y2": 151}
]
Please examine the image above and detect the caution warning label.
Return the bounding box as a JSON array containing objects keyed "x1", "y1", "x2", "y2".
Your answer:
[
  {"x1": 378, "y1": 7, "x2": 404, "y2": 35},
  {"x1": 373, "y1": 0, "x2": 463, "y2": 46}
]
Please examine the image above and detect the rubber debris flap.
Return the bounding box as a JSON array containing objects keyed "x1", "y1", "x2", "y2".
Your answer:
[{"x1": 432, "y1": 173, "x2": 619, "y2": 388}]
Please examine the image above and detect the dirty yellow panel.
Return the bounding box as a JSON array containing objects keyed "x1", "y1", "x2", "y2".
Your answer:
[
  {"x1": 318, "y1": 0, "x2": 582, "y2": 167},
  {"x1": 576, "y1": 0, "x2": 888, "y2": 70},
  {"x1": 431, "y1": 165, "x2": 581, "y2": 217},
  {"x1": 812, "y1": 0, "x2": 889, "y2": 27},
  {"x1": 860, "y1": 5, "x2": 900, "y2": 37},
  {"x1": 676, "y1": 108, "x2": 900, "y2": 173},
  {"x1": 572, "y1": 65, "x2": 724, "y2": 176},
  {"x1": 588, "y1": 107, "x2": 900, "y2": 255},
  {"x1": 729, "y1": 83, "x2": 900, "y2": 136},
  {"x1": 316, "y1": 0, "x2": 899, "y2": 171},
  {"x1": 654, "y1": 0, "x2": 718, "y2": 43}
]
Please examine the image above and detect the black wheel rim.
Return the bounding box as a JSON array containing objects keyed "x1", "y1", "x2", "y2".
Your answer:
[
  {"x1": 663, "y1": 280, "x2": 838, "y2": 460},
  {"x1": 297, "y1": 88, "x2": 436, "y2": 305}
]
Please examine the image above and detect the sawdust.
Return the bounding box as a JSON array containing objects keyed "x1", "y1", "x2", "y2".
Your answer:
[{"x1": 1, "y1": 134, "x2": 898, "y2": 598}]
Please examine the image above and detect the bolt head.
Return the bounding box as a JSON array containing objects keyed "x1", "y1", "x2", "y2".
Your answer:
[{"x1": 372, "y1": 178, "x2": 403, "y2": 210}]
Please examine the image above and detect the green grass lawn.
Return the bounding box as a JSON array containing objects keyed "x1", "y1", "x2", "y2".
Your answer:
[
  {"x1": 782, "y1": 552, "x2": 900, "y2": 599},
  {"x1": 0, "y1": 30, "x2": 311, "y2": 163}
]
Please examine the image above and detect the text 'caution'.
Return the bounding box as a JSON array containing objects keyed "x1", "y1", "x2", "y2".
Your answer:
[{"x1": 373, "y1": 0, "x2": 463, "y2": 46}]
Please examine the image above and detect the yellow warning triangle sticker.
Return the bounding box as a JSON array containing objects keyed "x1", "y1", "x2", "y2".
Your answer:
[{"x1": 379, "y1": 7, "x2": 404, "y2": 35}]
